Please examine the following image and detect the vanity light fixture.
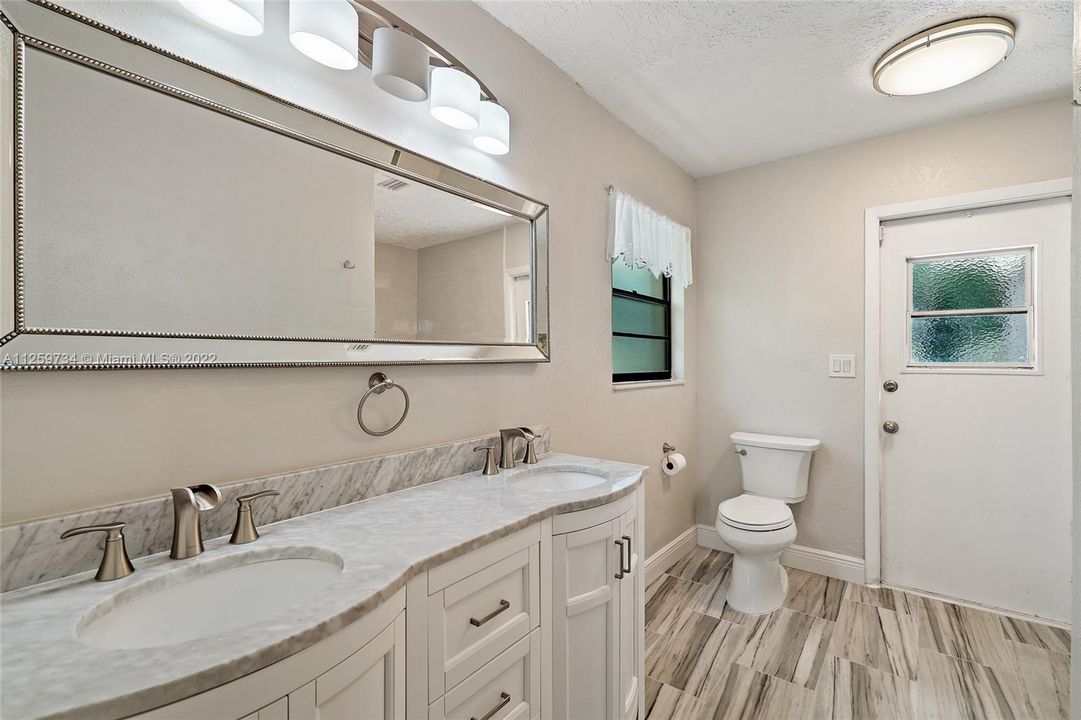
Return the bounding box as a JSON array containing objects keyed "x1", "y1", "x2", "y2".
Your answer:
[
  {"x1": 371, "y1": 27, "x2": 430, "y2": 101},
  {"x1": 873, "y1": 17, "x2": 1015, "y2": 96},
  {"x1": 179, "y1": 0, "x2": 264, "y2": 36},
  {"x1": 289, "y1": 0, "x2": 359, "y2": 70},
  {"x1": 429, "y1": 67, "x2": 481, "y2": 130},
  {"x1": 473, "y1": 101, "x2": 510, "y2": 155}
]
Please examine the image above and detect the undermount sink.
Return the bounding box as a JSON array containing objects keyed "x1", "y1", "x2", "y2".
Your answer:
[
  {"x1": 77, "y1": 550, "x2": 343, "y2": 650},
  {"x1": 509, "y1": 466, "x2": 609, "y2": 492}
]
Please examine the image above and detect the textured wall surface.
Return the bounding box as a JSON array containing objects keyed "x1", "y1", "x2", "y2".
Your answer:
[
  {"x1": 480, "y1": 0, "x2": 1072, "y2": 176},
  {"x1": 694, "y1": 99, "x2": 1072, "y2": 558},
  {"x1": 0, "y1": 0, "x2": 698, "y2": 558}
]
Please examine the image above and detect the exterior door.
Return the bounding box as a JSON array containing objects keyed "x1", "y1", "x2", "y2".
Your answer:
[
  {"x1": 879, "y1": 195, "x2": 1071, "y2": 622},
  {"x1": 551, "y1": 519, "x2": 620, "y2": 719}
]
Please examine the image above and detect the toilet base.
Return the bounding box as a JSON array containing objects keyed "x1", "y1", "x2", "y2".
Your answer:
[{"x1": 726, "y1": 558, "x2": 788, "y2": 615}]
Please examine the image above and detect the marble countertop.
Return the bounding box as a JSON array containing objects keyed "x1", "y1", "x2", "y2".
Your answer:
[{"x1": 0, "y1": 453, "x2": 644, "y2": 720}]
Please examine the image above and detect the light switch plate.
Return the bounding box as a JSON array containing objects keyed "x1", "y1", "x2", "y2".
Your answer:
[{"x1": 829, "y1": 354, "x2": 856, "y2": 378}]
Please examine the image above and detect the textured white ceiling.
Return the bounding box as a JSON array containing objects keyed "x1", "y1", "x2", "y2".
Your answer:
[
  {"x1": 375, "y1": 173, "x2": 520, "y2": 249},
  {"x1": 478, "y1": 0, "x2": 1072, "y2": 177}
]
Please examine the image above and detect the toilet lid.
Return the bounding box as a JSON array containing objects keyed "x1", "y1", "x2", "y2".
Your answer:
[{"x1": 718, "y1": 494, "x2": 793, "y2": 532}]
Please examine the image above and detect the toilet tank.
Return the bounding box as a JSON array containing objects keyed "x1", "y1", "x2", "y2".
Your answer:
[{"x1": 731, "y1": 432, "x2": 821, "y2": 503}]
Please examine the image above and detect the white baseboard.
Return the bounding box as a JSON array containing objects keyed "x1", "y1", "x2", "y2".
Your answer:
[
  {"x1": 644, "y1": 526, "x2": 697, "y2": 585},
  {"x1": 696, "y1": 523, "x2": 865, "y2": 585}
]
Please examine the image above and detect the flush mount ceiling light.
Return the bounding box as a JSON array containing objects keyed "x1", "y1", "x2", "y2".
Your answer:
[
  {"x1": 371, "y1": 27, "x2": 430, "y2": 101},
  {"x1": 430, "y1": 67, "x2": 481, "y2": 130},
  {"x1": 179, "y1": 0, "x2": 264, "y2": 36},
  {"x1": 289, "y1": 0, "x2": 359, "y2": 70},
  {"x1": 473, "y1": 101, "x2": 510, "y2": 155},
  {"x1": 873, "y1": 17, "x2": 1015, "y2": 96}
]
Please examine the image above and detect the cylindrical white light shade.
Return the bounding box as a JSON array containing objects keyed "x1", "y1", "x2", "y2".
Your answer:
[
  {"x1": 429, "y1": 67, "x2": 481, "y2": 130},
  {"x1": 473, "y1": 101, "x2": 510, "y2": 155},
  {"x1": 873, "y1": 18, "x2": 1014, "y2": 96},
  {"x1": 179, "y1": 0, "x2": 264, "y2": 36},
  {"x1": 289, "y1": 0, "x2": 359, "y2": 71},
  {"x1": 372, "y1": 27, "x2": 430, "y2": 102}
]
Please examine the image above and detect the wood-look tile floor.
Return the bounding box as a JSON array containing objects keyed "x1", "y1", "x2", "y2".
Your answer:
[{"x1": 644, "y1": 547, "x2": 1071, "y2": 720}]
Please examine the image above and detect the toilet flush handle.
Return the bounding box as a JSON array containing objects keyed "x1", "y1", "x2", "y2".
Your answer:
[{"x1": 734, "y1": 448, "x2": 747, "y2": 456}]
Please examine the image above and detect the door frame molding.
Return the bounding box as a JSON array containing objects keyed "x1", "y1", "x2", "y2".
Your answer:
[{"x1": 862, "y1": 177, "x2": 1071, "y2": 585}]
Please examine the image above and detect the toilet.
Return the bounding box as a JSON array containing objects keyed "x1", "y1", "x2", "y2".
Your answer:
[{"x1": 716, "y1": 432, "x2": 820, "y2": 614}]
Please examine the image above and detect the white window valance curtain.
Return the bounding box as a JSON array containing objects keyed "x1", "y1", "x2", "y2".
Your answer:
[{"x1": 606, "y1": 188, "x2": 693, "y2": 288}]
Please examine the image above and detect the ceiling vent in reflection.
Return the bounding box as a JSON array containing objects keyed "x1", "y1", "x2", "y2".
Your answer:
[{"x1": 377, "y1": 177, "x2": 409, "y2": 191}]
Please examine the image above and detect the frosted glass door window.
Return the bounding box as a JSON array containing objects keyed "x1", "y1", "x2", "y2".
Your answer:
[{"x1": 907, "y1": 248, "x2": 1033, "y2": 367}]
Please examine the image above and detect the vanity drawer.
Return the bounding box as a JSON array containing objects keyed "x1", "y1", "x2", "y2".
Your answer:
[
  {"x1": 429, "y1": 630, "x2": 540, "y2": 720},
  {"x1": 428, "y1": 528, "x2": 540, "y2": 699}
]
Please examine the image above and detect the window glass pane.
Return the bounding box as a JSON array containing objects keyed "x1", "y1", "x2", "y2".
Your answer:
[
  {"x1": 911, "y1": 313, "x2": 1028, "y2": 364},
  {"x1": 911, "y1": 252, "x2": 1027, "y2": 312},
  {"x1": 613, "y1": 296, "x2": 667, "y2": 337},
  {"x1": 613, "y1": 336, "x2": 668, "y2": 374},
  {"x1": 612, "y1": 262, "x2": 664, "y2": 299}
]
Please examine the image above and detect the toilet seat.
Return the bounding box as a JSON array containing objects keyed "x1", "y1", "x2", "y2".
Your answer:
[{"x1": 718, "y1": 494, "x2": 793, "y2": 532}]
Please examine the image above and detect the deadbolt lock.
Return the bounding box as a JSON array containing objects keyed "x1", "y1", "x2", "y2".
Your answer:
[{"x1": 883, "y1": 380, "x2": 898, "y2": 392}]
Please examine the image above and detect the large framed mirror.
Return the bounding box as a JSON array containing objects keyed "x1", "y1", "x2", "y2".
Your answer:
[{"x1": 0, "y1": 0, "x2": 549, "y2": 370}]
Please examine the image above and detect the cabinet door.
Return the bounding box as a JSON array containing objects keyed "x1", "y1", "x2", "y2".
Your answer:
[
  {"x1": 617, "y1": 506, "x2": 641, "y2": 720},
  {"x1": 291, "y1": 612, "x2": 406, "y2": 720},
  {"x1": 552, "y1": 519, "x2": 620, "y2": 719}
]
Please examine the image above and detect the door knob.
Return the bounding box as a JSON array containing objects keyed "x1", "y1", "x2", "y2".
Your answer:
[{"x1": 882, "y1": 420, "x2": 900, "y2": 434}]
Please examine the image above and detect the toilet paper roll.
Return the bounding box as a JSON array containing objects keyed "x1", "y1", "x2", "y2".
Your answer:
[{"x1": 661, "y1": 452, "x2": 687, "y2": 477}]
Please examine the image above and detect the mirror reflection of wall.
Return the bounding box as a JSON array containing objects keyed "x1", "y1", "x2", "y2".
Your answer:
[
  {"x1": 18, "y1": 46, "x2": 535, "y2": 350},
  {"x1": 373, "y1": 172, "x2": 533, "y2": 343}
]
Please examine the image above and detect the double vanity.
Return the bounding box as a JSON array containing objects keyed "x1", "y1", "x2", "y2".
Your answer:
[{"x1": 0, "y1": 450, "x2": 645, "y2": 720}]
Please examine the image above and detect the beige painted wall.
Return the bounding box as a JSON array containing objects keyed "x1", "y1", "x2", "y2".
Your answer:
[
  {"x1": 694, "y1": 99, "x2": 1072, "y2": 557},
  {"x1": 374, "y1": 242, "x2": 419, "y2": 340},
  {"x1": 0, "y1": 0, "x2": 697, "y2": 557}
]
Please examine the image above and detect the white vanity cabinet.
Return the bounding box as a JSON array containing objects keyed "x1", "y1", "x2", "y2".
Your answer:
[
  {"x1": 137, "y1": 594, "x2": 408, "y2": 720},
  {"x1": 288, "y1": 611, "x2": 406, "y2": 720},
  {"x1": 550, "y1": 494, "x2": 643, "y2": 720},
  {"x1": 130, "y1": 487, "x2": 643, "y2": 720}
]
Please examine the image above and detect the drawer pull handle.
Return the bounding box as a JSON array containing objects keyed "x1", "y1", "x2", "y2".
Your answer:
[
  {"x1": 470, "y1": 599, "x2": 510, "y2": 627},
  {"x1": 471, "y1": 692, "x2": 511, "y2": 720},
  {"x1": 621, "y1": 534, "x2": 632, "y2": 575},
  {"x1": 614, "y1": 539, "x2": 625, "y2": 579}
]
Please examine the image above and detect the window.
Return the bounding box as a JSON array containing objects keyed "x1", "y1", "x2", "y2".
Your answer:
[
  {"x1": 907, "y1": 247, "x2": 1034, "y2": 368},
  {"x1": 612, "y1": 262, "x2": 671, "y2": 382}
]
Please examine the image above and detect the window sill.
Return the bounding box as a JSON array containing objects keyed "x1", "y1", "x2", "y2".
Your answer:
[{"x1": 612, "y1": 379, "x2": 686, "y2": 392}]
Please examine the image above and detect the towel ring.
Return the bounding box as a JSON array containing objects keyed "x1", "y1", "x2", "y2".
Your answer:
[{"x1": 357, "y1": 372, "x2": 410, "y2": 437}]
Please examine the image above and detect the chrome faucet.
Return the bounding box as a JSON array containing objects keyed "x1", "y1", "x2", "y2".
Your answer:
[
  {"x1": 499, "y1": 427, "x2": 539, "y2": 470},
  {"x1": 170, "y1": 484, "x2": 222, "y2": 559}
]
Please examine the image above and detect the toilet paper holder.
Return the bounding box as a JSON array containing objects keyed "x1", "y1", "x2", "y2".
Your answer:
[{"x1": 662, "y1": 442, "x2": 676, "y2": 454}]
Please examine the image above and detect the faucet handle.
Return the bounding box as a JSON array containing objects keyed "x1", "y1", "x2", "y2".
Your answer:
[
  {"x1": 474, "y1": 446, "x2": 499, "y2": 475},
  {"x1": 230, "y1": 489, "x2": 280, "y2": 545},
  {"x1": 522, "y1": 437, "x2": 539, "y2": 465},
  {"x1": 60, "y1": 522, "x2": 135, "y2": 582}
]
